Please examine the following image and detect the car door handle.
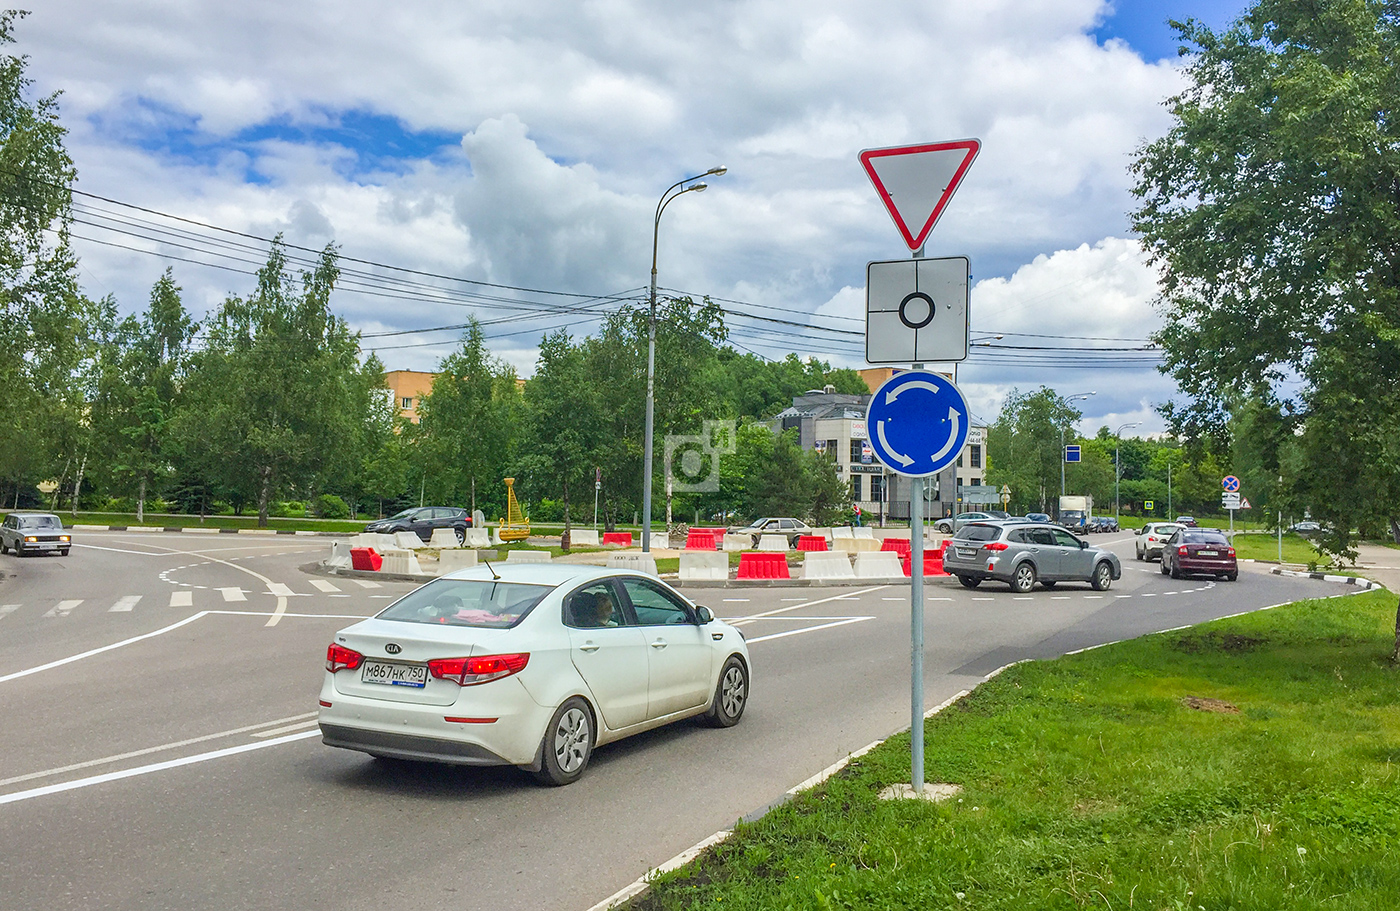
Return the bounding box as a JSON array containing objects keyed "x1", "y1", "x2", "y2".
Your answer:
[
  {"x1": 578, "y1": 642, "x2": 600, "y2": 653},
  {"x1": 650, "y1": 639, "x2": 668, "y2": 649}
]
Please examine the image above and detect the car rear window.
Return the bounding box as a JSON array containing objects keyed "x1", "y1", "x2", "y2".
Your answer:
[
  {"x1": 377, "y1": 579, "x2": 553, "y2": 628},
  {"x1": 1184, "y1": 533, "x2": 1228, "y2": 545},
  {"x1": 954, "y1": 524, "x2": 1000, "y2": 542},
  {"x1": 19, "y1": 515, "x2": 61, "y2": 529}
]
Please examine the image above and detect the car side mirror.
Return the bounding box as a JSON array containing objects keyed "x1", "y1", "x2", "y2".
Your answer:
[
  {"x1": 695, "y1": 606, "x2": 714, "y2": 624},
  {"x1": 1079, "y1": 540, "x2": 1088, "y2": 549}
]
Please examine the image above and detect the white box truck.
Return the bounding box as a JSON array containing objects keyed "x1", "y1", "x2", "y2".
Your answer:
[{"x1": 1058, "y1": 495, "x2": 1093, "y2": 532}]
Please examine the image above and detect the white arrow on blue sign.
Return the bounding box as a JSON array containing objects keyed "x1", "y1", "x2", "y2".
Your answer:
[{"x1": 865, "y1": 370, "x2": 971, "y2": 478}]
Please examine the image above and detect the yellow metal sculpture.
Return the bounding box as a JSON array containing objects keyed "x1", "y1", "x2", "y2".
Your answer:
[{"x1": 498, "y1": 477, "x2": 531, "y2": 542}]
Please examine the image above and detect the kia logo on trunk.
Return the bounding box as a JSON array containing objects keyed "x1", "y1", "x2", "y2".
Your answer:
[{"x1": 384, "y1": 643, "x2": 402, "y2": 655}]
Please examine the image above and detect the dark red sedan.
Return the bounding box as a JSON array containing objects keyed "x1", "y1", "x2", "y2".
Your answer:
[{"x1": 1161, "y1": 529, "x2": 1237, "y2": 581}]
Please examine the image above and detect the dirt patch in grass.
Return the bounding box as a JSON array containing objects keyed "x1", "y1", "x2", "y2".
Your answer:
[
  {"x1": 1171, "y1": 631, "x2": 1268, "y2": 654},
  {"x1": 1181, "y1": 695, "x2": 1241, "y2": 714}
]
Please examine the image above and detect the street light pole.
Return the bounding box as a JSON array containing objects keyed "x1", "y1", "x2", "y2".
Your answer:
[
  {"x1": 1115, "y1": 421, "x2": 1142, "y2": 524},
  {"x1": 642, "y1": 166, "x2": 726, "y2": 553},
  {"x1": 1059, "y1": 392, "x2": 1096, "y2": 507}
]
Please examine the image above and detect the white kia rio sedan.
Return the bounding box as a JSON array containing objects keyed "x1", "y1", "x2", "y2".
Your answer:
[{"x1": 318, "y1": 564, "x2": 751, "y2": 785}]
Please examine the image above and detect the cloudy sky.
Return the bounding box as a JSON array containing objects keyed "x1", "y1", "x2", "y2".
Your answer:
[{"x1": 18, "y1": 0, "x2": 1247, "y2": 436}]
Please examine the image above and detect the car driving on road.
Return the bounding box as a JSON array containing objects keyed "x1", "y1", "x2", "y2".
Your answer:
[
  {"x1": 934, "y1": 511, "x2": 995, "y2": 534},
  {"x1": 1135, "y1": 522, "x2": 1183, "y2": 561},
  {"x1": 364, "y1": 506, "x2": 472, "y2": 544},
  {"x1": 1161, "y1": 528, "x2": 1238, "y2": 581},
  {"x1": 943, "y1": 520, "x2": 1121, "y2": 593},
  {"x1": 728, "y1": 517, "x2": 812, "y2": 548},
  {"x1": 318, "y1": 564, "x2": 750, "y2": 785},
  {"x1": 0, "y1": 512, "x2": 71, "y2": 557}
]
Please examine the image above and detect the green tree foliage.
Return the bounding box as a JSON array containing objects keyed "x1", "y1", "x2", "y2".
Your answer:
[
  {"x1": 0, "y1": 10, "x2": 90, "y2": 505},
  {"x1": 171, "y1": 239, "x2": 378, "y2": 526},
  {"x1": 1132, "y1": 0, "x2": 1400, "y2": 552},
  {"x1": 986, "y1": 388, "x2": 1090, "y2": 513}
]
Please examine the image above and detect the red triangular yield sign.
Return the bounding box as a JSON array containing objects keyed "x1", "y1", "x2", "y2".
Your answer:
[{"x1": 860, "y1": 139, "x2": 980, "y2": 251}]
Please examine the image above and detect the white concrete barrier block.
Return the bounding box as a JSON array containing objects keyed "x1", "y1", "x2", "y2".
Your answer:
[
  {"x1": 757, "y1": 534, "x2": 790, "y2": 552},
  {"x1": 438, "y1": 549, "x2": 479, "y2": 574},
  {"x1": 429, "y1": 528, "x2": 460, "y2": 549},
  {"x1": 853, "y1": 527, "x2": 875, "y2": 540},
  {"x1": 381, "y1": 548, "x2": 423, "y2": 575},
  {"x1": 831, "y1": 526, "x2": 856, "y2": 539},
  {"x1": 505, "y1": 550, "x2": 553, "y2": 564},
  {"x1": 463, "y1": 528, "x2": 490, "y2": 548},
  {"x1": 680, "y1": 551, "x2": 728, "y2": 581},
  {"x1": 607, "y1": 554, "x2": 659, "y2": 576},
  {"x1": 804, "y1": 551, "x2": 855, "y2": 580},
  {"x1": 570, "y1": 529, "x2": 599, "y2": 547},
  {"x1": 327, "y1": 541, "x2": 352, "y2": 569},
  {"x1": 722, "y1": 534, "x2": 750, "y2": 552},
  {"x1": 393, "y1": 531, "x2": 427, "y2": 550},
  {"x1": 854, "y1": 552, "x2": 904, "y2": 578}
]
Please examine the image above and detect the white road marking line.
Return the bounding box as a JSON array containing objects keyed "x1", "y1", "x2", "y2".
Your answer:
[
  {"x1": 251, "y1": 719, "x2": 320, "y2": 738},
  {"x1": 721, "y1": 598, "x2": 750, "y2": 602},
  {"x1": 1083, "y1": 596, "x2": 1104, "y2": 600},
  {"x1": 370, "y1": 594, "x2": 391, "y2": 599},
  {"x1": 780, "y1": 598, "x2": 807, "y2": 601},
  {"x1": 1013, "y1": 596, "x2": 1033, "y2": 601},
  {"x1": 43, "y1": 600, "x2": 83, "y2": 618},
  {"x1": 735, "y1": 615, "x2": 872, "y2": 622},
  {"x1": 972, "y1": 597, "x2": 993, "y2": 602},
  {"x1": 0, "y1": 730, "x2": 320, "y2": 806},
  {"x1": 929, "y1": 597, "x2": 953, "y2": 601},
  {"x1": 351, "y1": 579, "x2": 380, "y2": 588},
  {"x1": 309, "y1": 579, "x2": 340, "y2": 593},
  {"x1": 1141, "y1": 593, "x2": 1157, "y2": 597},
  {"x1": 266, "y1": 583, "x2": 296, "y2": 597},
  {"x1": 0, "y1": 604, "x2": 19, "y2": 620},
  {"x1": 881, "y1": 597, "x2": 905, "y2": 601},
  {"x1": 169, "y1": 591, "x2": 193, "y2": 608},
  {"x1": 0, "y1": 712, "x2": 319, "y2": 788},
  {"x1": 108, "y1": 595, "x2": 141, "y2": 613},
  {"x1": 0, "y1": 612, "x2": 210, "y2": 685},
  {"x1": 330, "y1": 594, "x2": 350, "y2": 598},
  {"x1": 1115, "y1": 595, "x2": 1132, "y2": 599},
  {"x1": 745, "y1": 616, "x2": 873, "y2": 644},
  {"x1": 1051, "y1": 596, "x2": 1071, "y2": 600},
  {"x1": 219, "y1": 587, "x2": 247, "y2": 602}
]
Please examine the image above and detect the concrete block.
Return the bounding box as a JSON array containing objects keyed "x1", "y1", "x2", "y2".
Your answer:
[
  {"x1": 569, "y1": 528, "x2": 599, "y2": 547},
  {"x1": 757, "y1": 534, "x2": 790, "y2": 552},
  {"x1": 505, "y1": 549, "x2": 552, "y2": 564},
  {"x1": 475, "y1": 549, "x2": 500, "y2": 563},
  {"x1": 680, "y1": 551, "x2": 728, "y2": 581},
  {"x1": 804, "y1": 551, "x2": 855, "y2": 580},
  {"x1": 833, "y1": 536, "x2": 882, "y2": 553},
  {"x1": 722, "y1": 534, "x2": 750, "y2": 552},
  {"x1": 831, "y1": 526, "x2": 855, "y2": 539},
  {"x1": 854, "y1": 551, "x2": 904, "y2": 578},
  {"x1": 327, "y1": 540, "x2": 352, "y2": 569},
  {"x1": 429, "y1": 528, "x2": 460, "y2": 548},
  {"x1": 607, "y1": 554, "x2": 659, "y2": 577},
  {"x1": 463, "y1": 528, "x2": 490, "y2": 548},
  {"x1": 393, "y1": 531, "x2": 426, "y2": 550},
  {"x1": 381, "y1": 548, "x2": 423, "y2": 575},
  {"x1": 853, "y1": 527, "x2": 876, "y2": 540},
  {"x1": 438, "y1": 549, "x2": 479, "y2": 574}
]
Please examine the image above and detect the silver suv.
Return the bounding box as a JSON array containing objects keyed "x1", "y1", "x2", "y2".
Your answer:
[{"x1": 943, "y1": 521, "x2": 1121, "y2": 593}]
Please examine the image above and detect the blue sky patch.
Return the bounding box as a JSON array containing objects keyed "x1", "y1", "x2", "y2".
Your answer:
[{"x1": 1092, "y1": 0, "x2": 1248, "y2": 61}]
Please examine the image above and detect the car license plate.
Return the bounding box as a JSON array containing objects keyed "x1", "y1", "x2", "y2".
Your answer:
[
  {"x1": 956, "y1": 548, "x2": 976, "y2": 558},
  {"x1": 1198, "y1": 550, "x2": 1218, "y2": 556},
  {"x1": 361, "y1": 660, "x2": 428, "y2": 688}
]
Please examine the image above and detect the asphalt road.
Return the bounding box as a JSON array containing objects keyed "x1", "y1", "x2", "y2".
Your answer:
[{"x1": 0, "y1": 530, "x2": 1356, "y2": 911}]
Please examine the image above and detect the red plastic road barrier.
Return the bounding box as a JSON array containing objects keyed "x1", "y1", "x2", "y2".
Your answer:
[
  {"x1": 796, "y1": 535, "x2": 828, "y2": 552},
  {"x1": 736, "y1": 552, "x2": 790, "y2": 580},
  {"x1": 881, "y1": 538, "x2": 912, "y2": 557},
  {"x1": 350, "y1": 547, "x2": 383, "y2": 571},
  {"x1": 602, "y1": 532, "x2": 633, "y2": 547},
  {"x1": 901, "y1": 550, "x2": 948, "y2": 577},
  {"x1": 685, "y1": 530, "x2": 717, "y2": 550}
]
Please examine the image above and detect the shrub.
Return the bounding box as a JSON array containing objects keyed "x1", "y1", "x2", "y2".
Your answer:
[{"x1": 314, "y1": 494, "x2": 350, "y2": 519}]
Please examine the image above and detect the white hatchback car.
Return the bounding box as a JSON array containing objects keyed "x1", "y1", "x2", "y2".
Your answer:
[{"x1": 318, "y1": 564, "x2": 751, "y2": 785}]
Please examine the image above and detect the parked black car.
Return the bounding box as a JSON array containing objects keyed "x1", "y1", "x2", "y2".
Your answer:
[{"x1": 364, "y1": 507, "x2": 472, "y2": 544}]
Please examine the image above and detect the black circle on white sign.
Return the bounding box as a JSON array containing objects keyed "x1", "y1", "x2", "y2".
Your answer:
[{"x1": 898, "y1": 291, "x2": 935, "y2": 329}]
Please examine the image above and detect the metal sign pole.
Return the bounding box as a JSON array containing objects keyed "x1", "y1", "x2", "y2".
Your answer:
[{"x1": 910, "y1": 475, "x2": 925, "y2": 793}]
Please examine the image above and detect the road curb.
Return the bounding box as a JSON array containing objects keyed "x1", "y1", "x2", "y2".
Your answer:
[
  {"x1": 1268, "y1": 566, "x2": 1386, "y2": 590},
  {"x1": 69, "y1": 524, "x2": 352, "y2": 536}
]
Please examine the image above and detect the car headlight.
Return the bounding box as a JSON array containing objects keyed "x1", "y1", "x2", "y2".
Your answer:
[{"x1": 60, "y1": 535, "x2": 70, "y2": 542}]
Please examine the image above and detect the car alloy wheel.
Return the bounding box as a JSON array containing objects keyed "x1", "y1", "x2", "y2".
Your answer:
[
  {"x1": 956, "y1": 574, "x2": 981, "y2": 589},
  {"x1": 534, "y1": 697, "x2": 593, "y2": 786},
  {"x1": 454, "y1": 526, "x2": 466, "y2": 546},
  {"x1": 1011, "y1": 562, "x2": 1037, "y2": 593},
  {"x1": 705, "y1": 656, "x2": 748, "y2": 728},
  {"x1": 1091, "y1": 562, "x2": 1113, "y2": 591},
  {"x1": 1160, "y1": 560, "x2": 1170, "y2": 575}
]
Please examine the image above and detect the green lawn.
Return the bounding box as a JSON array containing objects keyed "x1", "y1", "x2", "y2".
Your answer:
[
  {"x1": 27, "y1": 511, "x2": 368, "y2": 533},
  {"x1": 628, "y1": 590, "x2": 1400, "y2": 910},
  {"x1": 1231, "y1": 531, "x2": 1327, "y2": 566}
]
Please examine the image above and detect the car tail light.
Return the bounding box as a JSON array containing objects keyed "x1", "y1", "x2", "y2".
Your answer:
[
  {"x1": 428, "y1": 653, "x2": 530, "y2": 686},
  {"x1": 983, "y1": 541, "x2": 1009, "y2": 551},
  {"x1": 1178, "y1": 546, "x2": 1189, "y2": 555},
  {"x1": 326, "y1": 643, "x2": 363, "y2": 673},
  {"x1": 1227, "y1": 548, "x2": 1236, "y2": 556}
]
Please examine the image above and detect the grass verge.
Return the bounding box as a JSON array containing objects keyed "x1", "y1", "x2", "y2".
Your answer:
[
  {"x1": 629, "y1": 589, "x2": 1400, "y2": 910},
  {"x1": 50, "y1": 511, "x2": 367, "y2": 533},
  {"x1": 1232, "y1": 532, "x2": 1326, "y2": 566}
]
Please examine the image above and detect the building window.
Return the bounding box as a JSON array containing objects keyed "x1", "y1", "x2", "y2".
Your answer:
[
  {"x1": 401, "y1": 397, "x2": 413, "y2": 410},
  {"x1": 849, "y1": 439, "x2": 864, "y2": 462},
  {"x1": 852, "y1": 475, "x2": 862, "y2": 501},
  {"x1": 871, "y1": 474, "x2": 884, "y2": 503},
  {"x1": 970, "y1": 444, "x2": 982, "y2": 468},
  {"x1": 825, "y1": 439, "x2": 838, "y2": 461}
]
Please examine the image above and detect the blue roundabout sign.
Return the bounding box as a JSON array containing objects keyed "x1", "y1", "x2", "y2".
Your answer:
[{"x1": 865, "y1": 370, "x2": 971, "y2": 478}]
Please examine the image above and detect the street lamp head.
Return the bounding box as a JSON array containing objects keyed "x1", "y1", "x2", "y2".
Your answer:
[
  {"x1": 690, "y1": 182, "x2": 708, "y2": 192},
  {"x1": 706, "y1": 166, "x2": 727, "y2": 176}
]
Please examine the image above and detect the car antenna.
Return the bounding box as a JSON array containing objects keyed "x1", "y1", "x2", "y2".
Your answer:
[{"x1": 481, "y1": 554, "x2": 501, "y2": 581}]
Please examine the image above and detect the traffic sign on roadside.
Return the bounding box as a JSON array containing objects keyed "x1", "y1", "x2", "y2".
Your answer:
[
  {"x1": 1145, "y1": 499, "x2": 1154, "y2": 510},
  {"x1": 1065, "y1": 444, "x2": 1081, "y2": 463},
  {"x1": 860, "y1": 139, "x2": 981, "y2": 251},
  {"x1": 865, "y1": 370, "x2": 970, "y2": 478},
  {"x1": 1222, "y1": 475, "x2": 1240, "y2": 492},
  {"x1": 1222, "y1": 491, "x2": 1241, "y2": 509},
  {"x1": 865, "y1": 256, "x2": 969, "y2": 364}
]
